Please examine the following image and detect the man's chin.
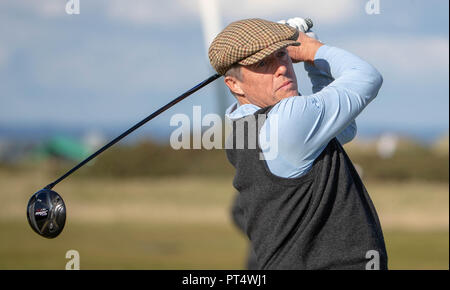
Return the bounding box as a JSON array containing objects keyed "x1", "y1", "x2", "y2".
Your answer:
[{"x1": 279, "y1": 90, "x2": 299, "y2": 100}]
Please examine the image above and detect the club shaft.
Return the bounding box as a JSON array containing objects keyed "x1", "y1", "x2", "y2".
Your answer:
[{"x1": 45, "y1": 73, "x2": 221, "y2": 190}]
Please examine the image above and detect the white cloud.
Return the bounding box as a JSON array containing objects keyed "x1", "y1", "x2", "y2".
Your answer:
[
  {"x1": 105, "y1": 0, "x2": 360, "y2": 27},
  {"x1": 106, "y1": 0, "x2": 198, "y2": 25},
  {"x1": 0, "y1": 46, "x2": 7, "y2": 68},
  {"x1": 342, "y1": 35, "x2": 449, "y2": 80},
  {"x1": 30, "y1": 35, "x2": 206, "y2": 95},
  {"x1": 7, "y1": 0, "x2": 361, "y2": 27},
  {"x1": 37, "y1": 0, "x2": 64, "y2": 17},
  {"x1": 5, "y1": 0, "x2": 66, "y2": 17},
  {"x1": 220, "y1": 0, "x2": 360, "y2": 25}
]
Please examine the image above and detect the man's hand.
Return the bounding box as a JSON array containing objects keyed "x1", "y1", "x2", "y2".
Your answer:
[
  {"x1": 278, "y1": 17, "x2": 323, "y2": 63},
  {"x1": 288, "y1": 32, "x2": 323, "y2": 63}
]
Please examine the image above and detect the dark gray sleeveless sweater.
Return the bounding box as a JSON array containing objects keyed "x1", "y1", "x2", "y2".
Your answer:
[{"x1": 226, "y1": 105, "x2": 388, "y2": 270}]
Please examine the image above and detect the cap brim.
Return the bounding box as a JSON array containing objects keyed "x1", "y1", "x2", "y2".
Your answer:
[{"x1": 238, "y1": 40, "x2": 300, "y2": 66}]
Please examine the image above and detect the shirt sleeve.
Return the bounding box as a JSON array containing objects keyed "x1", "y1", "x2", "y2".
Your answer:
[
  {"x1": 261, "y1": 45, "x2": 383, "y2": 178},
  {"x1": 304, "y1": 56, "x2": 357, "y2": 145},
  {"x1": 336, "y1": 120, "x2": 357, "y2": 145}
]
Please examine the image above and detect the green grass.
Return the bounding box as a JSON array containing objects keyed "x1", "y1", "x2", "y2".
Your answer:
[
  {"x1": 0, "y1": 221, "x2": 249, "y2": 269},
  {"x1": 384, "y1": 230, "x2": 449, "y2": 270},
  {"x1": 1, "y1": 221, "x2": 447, "y2": 269},
  {"x1": 0, "y1": 170, "x2": 447, "y2": 269}
]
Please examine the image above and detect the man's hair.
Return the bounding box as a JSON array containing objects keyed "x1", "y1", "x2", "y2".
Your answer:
[{"x1": 225, "y1": 64, "x2": 242, "y2": 97}]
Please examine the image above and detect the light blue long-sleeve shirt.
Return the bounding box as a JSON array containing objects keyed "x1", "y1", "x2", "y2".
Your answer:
[{"x1": 225, "y1": 45, "x2": 383, "y2": 178}]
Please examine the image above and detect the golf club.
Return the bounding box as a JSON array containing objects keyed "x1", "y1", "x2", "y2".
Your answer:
[
  {"x1": 27, "y1": 73, "x2": 221, "y2": 238},
  {"x1": 26, "y1": 18, "x2": 314, "y2": 239}
]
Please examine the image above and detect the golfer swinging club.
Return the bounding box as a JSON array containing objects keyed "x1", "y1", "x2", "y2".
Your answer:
[{"x1": 208, "y1": 17, "x2": 387, "y2": 269}]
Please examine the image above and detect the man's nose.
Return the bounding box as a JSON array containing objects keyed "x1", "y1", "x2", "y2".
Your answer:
[{"x1": 274, "y1": 58, "x2": 288, "y2": 77}]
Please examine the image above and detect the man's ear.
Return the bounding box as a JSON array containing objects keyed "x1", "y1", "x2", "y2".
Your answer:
[{"x1": 224, "y1": 76, "x2": 244, "y2": 96}]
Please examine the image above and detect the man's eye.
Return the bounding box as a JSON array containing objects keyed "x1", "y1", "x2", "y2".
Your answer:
[
  {"x1": 277, "y1": 51, "x2": 286, "y2": 58},
  {"x1": 257, "y1": 60, "x2": 266, "y2": 67}
]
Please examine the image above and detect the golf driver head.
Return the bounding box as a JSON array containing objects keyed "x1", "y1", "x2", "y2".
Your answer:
[{"x1": 27, "y1": 188, "x2": 66, "y2": 238}]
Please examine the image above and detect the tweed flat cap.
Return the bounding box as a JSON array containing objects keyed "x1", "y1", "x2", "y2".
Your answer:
[{"x1": 208, "y1": 18, "x2": 300, "y2": 75}]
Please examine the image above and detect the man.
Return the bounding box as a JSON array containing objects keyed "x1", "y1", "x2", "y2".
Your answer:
[{"x1": 209, "y1": 18, "x2": 387, "y2": 270}]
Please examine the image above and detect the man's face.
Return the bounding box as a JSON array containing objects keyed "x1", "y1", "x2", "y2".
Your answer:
[{"x1": 232, "y1": 48, "x2": 298, "y2": 107}]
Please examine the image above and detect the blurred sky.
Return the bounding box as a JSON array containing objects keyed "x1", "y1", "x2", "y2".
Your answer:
[{"x1": 0, "y1": 0, "x2": 448, "y2": 142}]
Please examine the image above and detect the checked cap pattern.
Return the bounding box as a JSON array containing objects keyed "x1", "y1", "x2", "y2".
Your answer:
[{"x1": 208, "y1": 18, "x2": 300, "y2": 75}]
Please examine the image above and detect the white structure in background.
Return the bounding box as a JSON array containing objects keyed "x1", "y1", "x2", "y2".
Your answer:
[
  {"x1": 83, "y1": 130, "x2": 105, "y2": 154},
  {"x1": 198, "y1": 0, "x2": 230, "y2": 117},
  {"x1": 376, "y1": 133, "x2": 399, "y2": 159},
  {"x1": 198, "y1": 0, "x2": 222, "y2": 49}
]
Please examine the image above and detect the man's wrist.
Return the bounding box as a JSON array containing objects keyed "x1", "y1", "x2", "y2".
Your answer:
[{"x1": 306, "y1": 42, "x2": 324, "y2": 63}]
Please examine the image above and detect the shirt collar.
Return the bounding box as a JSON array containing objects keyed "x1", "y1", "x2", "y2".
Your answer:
[{"x1": 225, "y1": 101, "x2": 262, "y2": 121}]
